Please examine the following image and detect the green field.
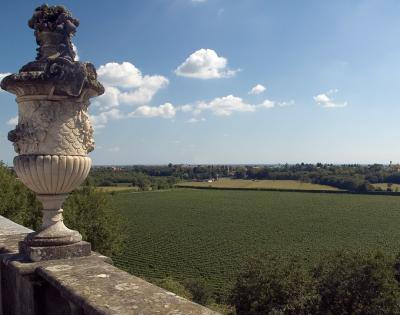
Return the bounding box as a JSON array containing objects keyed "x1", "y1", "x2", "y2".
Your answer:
[
  {"x1": 372, "y1": 183, "x2": 400, "y2": 191},
  {"x1": 177, "y1": 178, "x2": 342, "y2": 191},
  {"x1": 97, "y1": 186, "x2": 138, "y2": 192},
  {"x1": 111, "y1": 189, "x2": 400, "y2": 297}
]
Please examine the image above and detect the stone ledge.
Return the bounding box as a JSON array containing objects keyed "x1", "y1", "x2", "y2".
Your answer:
[
  {"x1": 0, "y1": 216, "x2": 220, "y2": 315},
  {"x1": 37, "y1": 257, "x2": 218, "y2": 315},
  {"x1": 0, "y1": 216, "x2": 32, "y2": 236}
]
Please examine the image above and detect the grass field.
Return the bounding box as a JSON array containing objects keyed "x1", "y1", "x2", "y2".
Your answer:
[
  {"x1": 111, "y1": 189, "x2": 400, "y2": 297},
  {"x1": 97, "y1": 186, "x2": 138, "y2": 192},
  {"x1": 372, "y1": 183, "x2": 400, "y2": 191},
  {"x1": 176, "y1": 178, "x2": 342, "y2": 191}
]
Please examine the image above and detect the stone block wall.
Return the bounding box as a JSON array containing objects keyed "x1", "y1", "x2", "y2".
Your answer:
[{"x1": 0, "y1": 216, "x2": 219, "y2": 315}]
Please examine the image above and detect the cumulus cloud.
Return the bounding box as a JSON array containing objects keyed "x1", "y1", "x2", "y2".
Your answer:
[
  {"x1": 260, "y1": 100, "x2": 275, "y2": 108},
  {"x1": 90, "y1": 103, "x2": 177, "y2": 129},
  {"x1": 90, "y1": 108, "x2": 123, "y2": 129},
  {"x1": 196, "y1": 95, "x2": 256, "y2": 116},
  {"x1": 129, "y1": 103, "x2": 176, "y2": 119},
  {"x1": 0, "y1": 73, "x2": 11, "y2": 92},
  {"x1": 98, "y1": 62, "x2": 143, "y2": 88},
  {"x1": 180, "y1": 104, "x2": 194, "y2": 112},
  {"x1": 249, "y1": 84, "x2": 266, "y2": 95},
  {"x1": 181, "y1": 94, "x2": 293, "y2": 117},
  {"x1": 7, "y1": 116, "x2": 18, "y2": 126},
  {"x1": 175, "y1": 49, "x2": 238, "y2": 79},
  {"x1": 314, "y1": 90, "x2": 347, "y2": 108},
  {"x1": 95, "y1": 62, "x2": 168, "y2": 109}
]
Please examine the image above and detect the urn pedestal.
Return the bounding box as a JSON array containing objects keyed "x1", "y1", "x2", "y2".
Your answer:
[{"x1": 0, "y1": 4, "x2": 104, "y2": 261}]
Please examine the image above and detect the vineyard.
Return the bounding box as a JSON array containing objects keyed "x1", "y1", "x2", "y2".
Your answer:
[
  {"x1": 177, "y1": 178, "x2": 342, "y2": 191},
  {"x1": 111, "y1": 189, "x2": 400, "y2": 297}
]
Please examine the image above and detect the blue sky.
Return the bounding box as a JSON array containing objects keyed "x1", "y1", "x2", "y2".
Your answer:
[{"x1": 1, "y1": 0, "x2": 400, "y2": 165}]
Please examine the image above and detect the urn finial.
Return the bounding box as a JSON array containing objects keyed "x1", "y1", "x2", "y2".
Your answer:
[
  {"x1": 28, "y1": 4, "x2": 79, "y2": 61},
  {"x1": 0, "y1": 4, "x2": 104, "y2": 98},
  {"x1": 2, "y1": 5, "x2": 104, "y2": 261}
]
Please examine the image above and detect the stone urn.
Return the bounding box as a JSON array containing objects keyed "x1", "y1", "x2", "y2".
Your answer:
[{"x1": 0, "y1": 4, "x2": 104, "y2": 261}]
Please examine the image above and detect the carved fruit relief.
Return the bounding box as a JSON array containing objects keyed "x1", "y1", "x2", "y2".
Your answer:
[{"x1": 8, "y1": 99, "x2": 94, "y2": 155}]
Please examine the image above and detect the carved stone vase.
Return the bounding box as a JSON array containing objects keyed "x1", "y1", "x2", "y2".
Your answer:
[{"x1": 1, "y1": 4, "x2": 104, "y2": 261}]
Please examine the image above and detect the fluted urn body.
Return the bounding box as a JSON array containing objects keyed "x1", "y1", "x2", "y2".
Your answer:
[{"x1": 1, "y1": 4, "x2": 104, "y2": 252}]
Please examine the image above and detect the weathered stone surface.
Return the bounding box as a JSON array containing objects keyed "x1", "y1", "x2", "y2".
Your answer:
[
  {"x1": 0, "y1": 216, "x2": 32, "y2": 236},
  {"x1": 10, "y1": 99, "x2": 95, "y2": 155},
  {"x1": 37, "y1": 258, "x2": 220, "y2": 315},
  {"x1": 0, "y1": 234, "x2": 27, "y2": 254},
  {"x1": 0, "y1": 218, "x2": 220, "y2": 315},
  {"x1": 20, "y1": 241, "x2": 91, "y2": 262}
]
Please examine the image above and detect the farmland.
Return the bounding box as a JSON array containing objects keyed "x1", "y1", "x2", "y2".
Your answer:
[
  {"x1": 176, "y1": 178, "x2": 342, "y2": 191},
  {"x1": 372, "y1": 183, "x2": 400, "y2": 191},
  {"x1": 111, "y1": 189, "x2": 400, "y2": 297},
  {"x1": 97, "y1": 186, "x2": 138, "y2": 192}
]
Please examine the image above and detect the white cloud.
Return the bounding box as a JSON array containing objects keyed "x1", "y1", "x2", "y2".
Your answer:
[
  {"x1": 192, "y1": 0, "x2": 207, "y2": 2},
  {"x1": 98, "y1": 62, "x2": 143, "y2": 88},
  {"x1": 72, "y1": 43, "x2": 79, "y2": 61},
  {"x1": 314, "y1": 90, "x2": 347, "y2": 108},
  {"x1": 180, "y1": 104, "x2": 194, "y2": 112},
  {"x1": 185, "y1": 94, "x2": 293, "y2": 117},
  {"x1": 118, "y1": 75, "x2": 168, "y2": 105},
  {"x1": 95, "y1": 62, "x2": 168, "y2": 109},
  {"x1": 175, "y1": 49, "x2": 238, "y2": 79},
  {"x1": 197, "y1": 95, "x2": 256, "y2": 116},
  {"x1": 129, "y1": 103, "x2": 176, "y2": 119},
  {"x1": 260, "y1": 100, "x2": 275, "y2": 108},
  {"x1": 7, "y1": 116, "x2": 18, "y2": 126},
  {"x1": 277, "y1": 100, "x2": 295, "y2": 107},
  {"x1": 0, "y1": 73, "x2": 11, "y2": 92},
  {"x1": 249, "y1": 84, "x2": 266, "y2": 95},
  {"x1": 186, "y1": 117, "x2": 206, "y2": 123},
  {"x1": 90, "y1": 108, "x2": 123, "y2": 129},
  {"x1": 90, "y1": 100, "x2": 175, "y2": 130}
]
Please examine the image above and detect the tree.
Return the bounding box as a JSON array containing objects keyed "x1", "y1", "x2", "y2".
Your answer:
[
  {"x1": 231, "y1": 251, "x2": 400, "y2": 315},
  {"x1": 230, "y1": 256, "x2": 319, "y2": 315},
  {"x1": 0, "y1": 162, "x2": 42, "y2": 229},
  {"x1": 184, "y1": 278, "x2": 213, "y2": 306},
  {"x1": 63, "y1": 184, "x2": 125, "y2": 256},
  {"x1": 314, "y1": 251, "x2": 400, "y2": 315},
  {"x1": 155, "y1": 277, "x2": 192, "y2": 300}
]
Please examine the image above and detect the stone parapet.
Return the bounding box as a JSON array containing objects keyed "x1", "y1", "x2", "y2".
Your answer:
[{"x1": 0, "y1": 216, "x2": 220, "y2": 315}]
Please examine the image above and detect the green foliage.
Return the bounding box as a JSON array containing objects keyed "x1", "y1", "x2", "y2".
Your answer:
[
  {"x1": 0, "y1": 162, "x2": 41, "y2": 229},
  {"x1": 63, "y1": 185, "x2": 125, "y2": 256},
  {"x1": 230, "y1": 257, "x2": 319, "y2": 315},
  {"x1": 154, "y1": 277, "x2": 192, "y2": 300},
  {"x1": 314, "y1": 251, "x2": 400, "y2": 315},
  {"x1": 183, "y1": 278, "x2": 212, "y2": 306},
  {"x1": 89, "y1": 163, "x2": 400, "y2": 193},
  {"x1": 89, "y1": 166, "x2": 179, "y2": 191},
  {"x1": 231, "y1": 251, "x2": 400, "y2": 315}
]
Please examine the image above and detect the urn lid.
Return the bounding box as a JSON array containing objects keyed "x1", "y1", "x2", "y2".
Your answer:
[{"x1": 0, "y1": 4, "x2": 104, "y2": 99}]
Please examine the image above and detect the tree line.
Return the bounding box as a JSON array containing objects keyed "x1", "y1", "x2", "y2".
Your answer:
[{"x1": 89, "y1": 163, "x2": 400, "y2": 193}]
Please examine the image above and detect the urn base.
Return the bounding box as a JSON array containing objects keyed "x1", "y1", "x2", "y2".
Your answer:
[
  {"x1": 19, "y1": 240, "x2": 91, "y2": 262},
  {"x1": 24, "y1": 227, "x2": 83, "y2": 246}
]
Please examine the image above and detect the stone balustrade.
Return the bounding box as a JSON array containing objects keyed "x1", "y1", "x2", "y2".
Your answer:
[{"x1": 0, "y1": 216, "x2": 220, "y2": 315}]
